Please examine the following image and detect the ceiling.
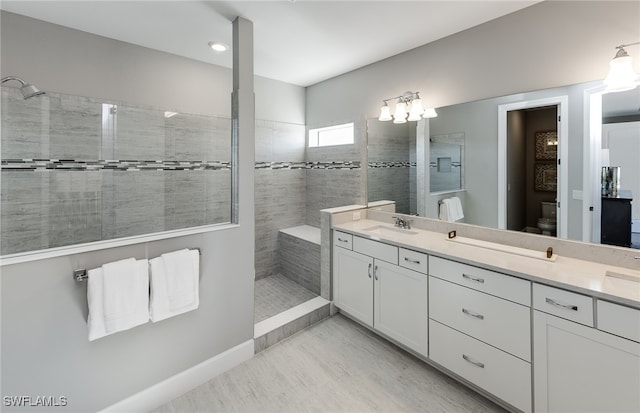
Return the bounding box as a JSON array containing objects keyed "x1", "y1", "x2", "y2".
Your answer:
[{"x1": 0, "y1": 0, "x2": 540, "y2": 87}]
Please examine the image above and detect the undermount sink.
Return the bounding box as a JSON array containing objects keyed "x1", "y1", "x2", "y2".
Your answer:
[
  {"x1": 362, "y1": 224, "x2": 418, "y2": 238},
  {"x1": 604, "y1": 270, "x2": 640, "y2": 292},
  {"x1": 605, "y1": 270, "x2": 640, "y2": 283},
  {"x1": 447, "y1": 236, "x2": 558, "y2": 262}
]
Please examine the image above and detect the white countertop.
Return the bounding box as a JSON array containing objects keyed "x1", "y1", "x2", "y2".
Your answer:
[{"x1": 333, "y1": 219, "x2": 640, "y2": 309}]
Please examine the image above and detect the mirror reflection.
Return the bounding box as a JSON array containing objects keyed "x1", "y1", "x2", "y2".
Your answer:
[
  {"x1": 600, "y1": 88, "x2": 640, "y2": 248},
  {"x1": 366, "y1": 81, "x2": 640, "y2": 251},
  {"x1": 429, "y1": 133, "x2": 464, "y2": 193},
  {"x1": 366, "y1": 120, "x2": 416, "y2": 215}
]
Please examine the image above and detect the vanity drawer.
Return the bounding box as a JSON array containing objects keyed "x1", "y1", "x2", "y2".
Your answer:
[
  {"x1": 333, "y1": 231, "x2": 353, "y2": 250},
  {"x1": 429, "y1": 256, "x2": 530, "y2": 306},
  {"x1": 399, "y1": 248, "x2": 428, "y2": 274},
  {"x1": 429, "y1": 277, "x2": 531, "y2": 361},
  {"x1": 597, "y1": 300, "x2": 640, "y2": 342},
  {"x1": 353, "y1": 236, "x2": 398, "y2": 265},
  {"x1": 430, "y1": 320, "x2": 532, "y2": 413},
  {"x1": 533, "y1": 284, "x2": 594, "y2": 327}
]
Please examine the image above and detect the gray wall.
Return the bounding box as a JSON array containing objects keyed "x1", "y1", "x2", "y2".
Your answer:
[
  {"x1": 0, "y1": 11, "x2": 304, "y2": 412},
  {"x1": 306, "y1": 1, "x2": 640, "y2": 241}
]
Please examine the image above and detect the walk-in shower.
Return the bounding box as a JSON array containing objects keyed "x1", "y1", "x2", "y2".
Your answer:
[{"x1": 1, "y1": 76, "x2": 45, "y2": 99}]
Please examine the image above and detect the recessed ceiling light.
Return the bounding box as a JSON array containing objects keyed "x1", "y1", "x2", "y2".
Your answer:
[{"x1": 208, "y1": 41, "x2": 228, "y2": 52}]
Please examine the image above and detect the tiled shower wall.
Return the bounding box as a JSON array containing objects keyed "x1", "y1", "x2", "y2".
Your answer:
[
  {"x1": 305, "y1": 118, "x2": 367, "y2": 228},
  {"x1": 1, "y1": 87, "x2": 231, "y2": 255},
  {"x1": 2, "y1": 85, "x2": 366, "y2": 274},
  {"x1": 254, "y1": 120, "x2": 307, "y2": 279},
  {"x1": 254, "y1": 118, "x2": 366, "y2": 279}
]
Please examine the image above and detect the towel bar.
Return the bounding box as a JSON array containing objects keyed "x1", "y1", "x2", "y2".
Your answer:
[{"x1": 73, "y1": 248, "x2": 201, "y2": 282}]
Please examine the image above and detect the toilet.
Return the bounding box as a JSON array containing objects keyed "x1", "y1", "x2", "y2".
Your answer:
[{"x1": 537, "y1": 201, "x2": 557, "y2": 236}]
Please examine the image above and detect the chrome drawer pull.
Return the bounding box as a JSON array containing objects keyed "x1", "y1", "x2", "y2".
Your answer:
[
  {"x1": 368, "y1": 263, "x2": 372, "y2": 279},
  {"x1": 462, "y1": 354, "x2": 485, "y2": 368},
  {"x1": 545, "y1": 297, "x2": 578, "y2": 311},
  {"x1": 404, "y1": 257, "x2": 421, "y2": 264},
  {"x1": 462, "y1": 308, "x2": 485, "y2": 320},
  {"x1": 337, "y1": 238, "x2": 349, "y2": 243},
  {"x1": 374, "y1": 265, "x2": 379, "y2": 281},
  {"x1": 462, "y1": 273, "x2": 485, "y2": 284}
]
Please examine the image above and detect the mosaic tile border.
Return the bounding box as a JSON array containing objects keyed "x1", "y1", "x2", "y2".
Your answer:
[
  {"x1": 368, "y1": 161, "x2": 416, "y2": 168},
  {"x1": 0, "y1": 159, "x2": 231, "y2": 172},
  {"x1": 1, "y1": 159, "x2": 361, "y2": 172},
  {"x1": 257, "y1": 161, "x2": 360, "y2": 170}
]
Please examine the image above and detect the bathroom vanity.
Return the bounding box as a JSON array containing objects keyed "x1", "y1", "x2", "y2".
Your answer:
[{"x1": 329, "y1": 209, "x2": 640, "y2": 413}]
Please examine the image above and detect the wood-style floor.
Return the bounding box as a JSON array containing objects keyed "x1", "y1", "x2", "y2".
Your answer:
[{"x1": 151, "y1": 314, "x2": 507, "y2": 413}]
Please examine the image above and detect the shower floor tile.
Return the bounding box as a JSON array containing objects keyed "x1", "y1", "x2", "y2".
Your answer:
[{"x1": 254, "y1": 274, "x2": 318, "y2": 323}]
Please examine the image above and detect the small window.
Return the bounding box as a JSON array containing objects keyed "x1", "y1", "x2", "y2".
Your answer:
[{"x1": 308, "y1": 123, "x2": 354, "y2": 147}]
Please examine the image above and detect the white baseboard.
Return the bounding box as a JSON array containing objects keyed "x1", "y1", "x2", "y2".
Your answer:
[{"x1": 98, "y1": 339, "x2": 254, "y2": 413}]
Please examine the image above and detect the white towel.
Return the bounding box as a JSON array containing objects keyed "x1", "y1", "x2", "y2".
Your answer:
[
  {"x1": 87, "y1": 258, "x2": 149, "y2": 341},
  {"x1": 149, "y1": 249, "x2": 199, "y2": 322},
  {"x1": 439, "y1": 197, "x2": 464, "y2": 222}
]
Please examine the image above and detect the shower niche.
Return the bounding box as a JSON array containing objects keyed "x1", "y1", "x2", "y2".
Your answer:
[{"x1": 0, "y1": 87, "x2": 232, "y2": 256}]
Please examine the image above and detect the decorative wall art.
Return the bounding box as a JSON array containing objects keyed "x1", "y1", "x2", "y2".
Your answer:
[
  {"x1": 534, "y1": 163, "x2": 557, "y2": 192},
  {"x1": 535, "y1": 130, "x2": 558, "y2": 160}
]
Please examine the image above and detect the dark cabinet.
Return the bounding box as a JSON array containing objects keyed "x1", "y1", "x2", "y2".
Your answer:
[{"x1": 601, "y1": 191, "x2": 632, "y2": 247}]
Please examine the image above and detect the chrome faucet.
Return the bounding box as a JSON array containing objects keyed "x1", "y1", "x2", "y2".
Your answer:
[{"x1": 392, "y1": 216, "x2": 412, "y2": 229}]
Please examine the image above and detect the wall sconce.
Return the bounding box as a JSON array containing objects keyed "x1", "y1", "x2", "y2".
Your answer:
[
  {"x1": 378, "y1": 91, "x2": 437, "y2": 123},
  {"x1": 604, "y1": 42, "x2": 640, "y2": 93}
]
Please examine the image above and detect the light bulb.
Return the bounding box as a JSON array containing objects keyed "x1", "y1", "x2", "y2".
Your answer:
[
  {"x1": 393, "y1": 99, "x2": 407, "y2": 123},
  {"x1": 378, "y1": 103, "x2": 392, "y2": 121},
  {"x1": 604, "y1": 48, "x2": 639, "y2": 93},
  {"x1": 408, "y1": 98, "x2": 424, "y2": 121},
  {"x1": 422, "y1": 107, "x2": 438, "y2": 118}
]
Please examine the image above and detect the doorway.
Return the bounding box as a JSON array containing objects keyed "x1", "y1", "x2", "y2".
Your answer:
[
  {"x1": 506, "y1": 106, "x2": 558, "y2": 234},
  {"x1": 583, "y1": 85, "x2": 640, "y2": 248},
  {"x1": 498, "y1": 96, "x2": 569, "y2": 238}
]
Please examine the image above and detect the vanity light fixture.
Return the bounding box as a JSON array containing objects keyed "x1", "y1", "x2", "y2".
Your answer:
[
  {"x1": 208, "y1": 41, "x2": 228, "y2": 52},
  {"x1": 378, "y1": 91, "x2": 437, "y2": 122},
  {"x1": 604, "y1": 42, "x2": 640, "y2": 93}
]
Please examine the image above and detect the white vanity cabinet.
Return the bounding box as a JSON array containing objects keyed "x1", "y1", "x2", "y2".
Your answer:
[
  {"x1": 428, "y1": 256, "x2": 532, "y2": 413},
  {"x1": 533, "y1": 285, "x2": 640, "y2": 413},
  {"x1": 332, "y1": 231, "x2": 428, "y2": 355}
]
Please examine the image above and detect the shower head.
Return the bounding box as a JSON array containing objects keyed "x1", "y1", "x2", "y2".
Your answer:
[
  {"x1": 1, "y1": 76, "x2": 46, "y2": 99},
  {"x1": 20, "y1": 83, "x2": 45, "y2": 99}
]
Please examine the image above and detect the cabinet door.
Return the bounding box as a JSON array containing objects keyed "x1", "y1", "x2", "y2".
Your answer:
[
  {"x1": 534, "y1": 311, "x2": 640, "y2": 413},
  {"x1": 333, "y1": 246, "x2": 374, "y2": 327},
  {"x1": 374, "y1": 260, "x2": 427, "y2": 355}
]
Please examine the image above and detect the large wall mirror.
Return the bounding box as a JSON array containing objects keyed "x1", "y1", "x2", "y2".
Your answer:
[{"x1": 366, "y1": 81, "x2": 640, "y2": 251}]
